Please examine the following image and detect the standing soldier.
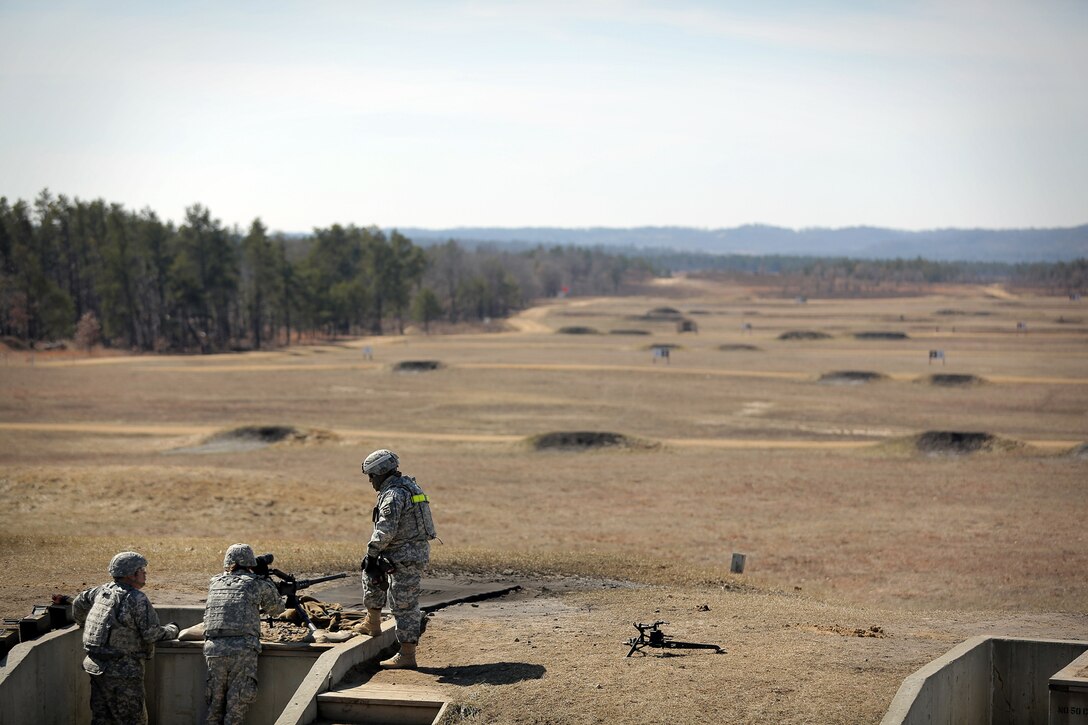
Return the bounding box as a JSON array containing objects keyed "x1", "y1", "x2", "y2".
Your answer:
[
  {"x1": 359, "y1": 448, "x2": 437, "y2": 669},
  {"x1": 203, "y1": 543, "x2": 285, "y2": 725},
  {"x1": 73, "y1": 551, "x2": 180, "y2": 725}
]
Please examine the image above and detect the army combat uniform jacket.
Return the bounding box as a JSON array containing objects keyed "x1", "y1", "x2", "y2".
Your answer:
[
  {"x1": 203, "y1": 571, "x2": 284, "y2": 656},
  {"x1": 73, "y1": 582, "x2": 178, "y2": 679},
  {"x1": 367, "y1": 474, "x2": 436, "y2": 564}
]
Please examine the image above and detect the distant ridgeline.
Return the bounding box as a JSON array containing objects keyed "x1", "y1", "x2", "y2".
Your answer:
[
  {"x1": 1, "y1": 190, "x2": 1083, "y2": 350},
  {"x1": 398, "y1": 224, "x2": 1088, "y2": 264},
  {"x1": 399, "y1": 225, "x2": 1088, "y2": 293}
]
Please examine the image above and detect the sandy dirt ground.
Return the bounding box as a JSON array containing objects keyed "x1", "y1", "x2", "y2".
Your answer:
[{"x1": 1, "y1": 278, "x2": 1086, "y2": 723}]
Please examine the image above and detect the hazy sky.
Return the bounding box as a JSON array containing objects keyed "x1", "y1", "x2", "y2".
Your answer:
[{"x1": 1, "y1": 1, "x2": 1085, "y2": 233}]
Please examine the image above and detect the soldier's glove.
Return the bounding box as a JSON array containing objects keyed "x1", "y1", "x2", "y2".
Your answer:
[
  {"x1": 163, "y1": 623, "x2": 180, "y2": 640},
  {"x1": 361, "y1": 555, "x2": 381, "y2": 574}
]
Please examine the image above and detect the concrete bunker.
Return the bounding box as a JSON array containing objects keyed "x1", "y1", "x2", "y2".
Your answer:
[
  {"x1": 0, "y1": 605, "x2": 421, "y2": 724},
  {"x1": 882, "y1": 636, "x2": 1088, "y2": 724},
  {"x1": 1, "y1": 578, "x2": 525, "y2": 723}
]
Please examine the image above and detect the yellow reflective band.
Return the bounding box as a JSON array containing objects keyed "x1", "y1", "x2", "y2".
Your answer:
[{"x1": 411, "y1": 494, "x2": 429, "y2": 504}]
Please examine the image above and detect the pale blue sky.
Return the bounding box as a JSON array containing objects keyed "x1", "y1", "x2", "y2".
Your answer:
[{"x1": 1, "y1": 1, "x2": 1085, "y2": 233}]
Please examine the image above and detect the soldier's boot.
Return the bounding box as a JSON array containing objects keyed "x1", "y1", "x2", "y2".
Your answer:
[
  {"x1": 359, "y1": 608, "x2": 383, "y2": 637},
  {"x1": 380, "y1": 642, "x2": 417, "y2": 669}
]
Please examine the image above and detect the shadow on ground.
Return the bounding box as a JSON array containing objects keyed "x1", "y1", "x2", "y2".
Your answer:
[{"x1": 417, "y1": 662, "x2": 546, "y2": 686}]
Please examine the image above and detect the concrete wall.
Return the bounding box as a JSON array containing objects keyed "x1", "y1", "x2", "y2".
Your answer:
[
  {"x1": 883, "y1": 637, "x2": 1088, "y2": 725},
  {"x1": 0, "y1": 624, "x2": 88, "y2": 725},
  {"x1": 149, "y1": 641, "x2": 330, "y2": 724},
  {"x1": 276, "y1": 617, "x2": 397, "y2": 725},
  {"x1": 990, "y1": 639, "x2": 1088, "y2": 725},
  {"x1": 881, "y1": 636, "x2": 993, "y2": 725},
  {"x1": 0, "y1": 605, "x2": 371, "y2": 725}
]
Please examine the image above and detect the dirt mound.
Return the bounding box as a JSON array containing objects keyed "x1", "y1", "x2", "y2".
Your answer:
[
  {"x1": 718, "y1": 344, "x2": 760, "y2": 351},
  {"x1": 927, "y1": 374, "x2": 984, "y2": 386},
  {"x1": 173, "y1": 426, "x2": 339, "y2": 454},
  {"x1": 528, "y1": 431, "x2": 651, "y2": 451},
  {"x1": 638, "y1": 307, "x2": 684, "y2": 320},
  {"x1": 556, "y1": 326, "x2": 600, "y2": 335},
  {"x1": 819, "y1": 371, "x2": 886, "y2": 385},
  {"x1": 935, "y1": 309, "x2": 991, "y2": 316},
  {"x1": 778, "y1": 330, "x2": 832, "y2": 341},
  {"x1": 913, "y1": 431, "x2": 1019, "y2": 455},
  {"x1": 609, "y1": 329, "x2": 651, "y2": 336},
  {"x1": 392, "y1": 360, "x2": 443, "y2": 372},
  {"x1": 854, "y1": 331, "x2": 909, "y2": 340}
]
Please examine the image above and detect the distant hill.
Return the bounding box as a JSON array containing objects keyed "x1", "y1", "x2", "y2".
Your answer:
[{"x1": 395, "y1": 224, "x2": 1088, "y2": 263}]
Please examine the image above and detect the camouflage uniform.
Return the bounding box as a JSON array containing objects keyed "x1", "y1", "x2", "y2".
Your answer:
[
  {"x1": 202, "y1": 570, "x2": 284, "y2": 725},
  {"x1": 73, "y1": 581, "x2": 178, "y2": 725},
  {"x1": 362, "y1": 473, "x2": 435, "y2": 643}
]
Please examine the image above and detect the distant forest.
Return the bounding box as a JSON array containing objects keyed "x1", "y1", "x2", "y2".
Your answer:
[
  {"x1": 0, "y1": 191, "x2": 652, "y2": 351},
  {"x1": 626, "y1": 249, "x2": 1087, "y2": 298},
  {"x1": 1, "y1": 191, "x2": 1084, "y2": 352}
]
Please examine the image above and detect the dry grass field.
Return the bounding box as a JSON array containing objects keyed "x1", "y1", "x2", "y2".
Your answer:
[{"x1": 1, "y1": 277, "x2": 1086, "y2": 722}]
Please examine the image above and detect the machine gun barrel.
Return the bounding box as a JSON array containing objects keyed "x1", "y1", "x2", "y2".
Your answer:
[
  {"x1": 292, "y1": 572, "x2": 349, "y2": 590},
  {"x1": 254, "y1": 556, "x2": 350, "y2": 636}
]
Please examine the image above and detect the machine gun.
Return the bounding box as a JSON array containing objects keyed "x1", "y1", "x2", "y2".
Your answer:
[
  {"x1": 255, "y1": 554, "x2": 349, "y2": 634},
  {"x1": 624, "y1": 620, "x2": 724, "y2": 657}
]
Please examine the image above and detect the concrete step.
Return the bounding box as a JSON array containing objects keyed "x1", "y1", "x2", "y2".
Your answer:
[{"x1": 316, "y1": 683, "x2": 446, "y2": 725}]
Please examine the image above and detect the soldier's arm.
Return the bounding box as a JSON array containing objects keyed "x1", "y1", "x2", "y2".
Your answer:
[
  {"x1": 72, "y1": 587, "x2": 98, "y2": 627},
  {"x1": 127, "y1": 593, "x2": 178, "y2": 642},
  {"x1": 367, "y1": 489, "x2": 406, "y2": 555},
  {"x1": 257, "y1": 577, "x2": 286, "y2": 618}
]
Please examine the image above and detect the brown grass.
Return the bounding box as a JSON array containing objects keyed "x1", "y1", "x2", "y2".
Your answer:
[{"x1": 2, "y1": 279, "x2": 1087, "y2": 722}]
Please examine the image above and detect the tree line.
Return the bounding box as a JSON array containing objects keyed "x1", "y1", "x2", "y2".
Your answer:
[
  {"x1": 645, "y1": 250, "x2": 1087, "y2": 296},
  {"x1": 0, "y1": 191, "x2": 654, "y2": 351},
  {"x1": 5, "y1": 190, "x2": 1081, "y2": 351}
]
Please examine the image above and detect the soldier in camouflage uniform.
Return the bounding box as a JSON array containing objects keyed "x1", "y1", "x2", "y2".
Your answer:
[
  {"x1": 72, "y1": 551, "x2": 180, "y2": 725},
  {"x1": 203, "y1": 543, "x2": 285, "y2": 725},
  {"x1": 359, "y1": 448, "x2": 437, "y2": 669}
]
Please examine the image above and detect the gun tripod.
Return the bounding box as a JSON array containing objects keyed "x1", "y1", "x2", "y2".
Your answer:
[{"x1": 624, "y1": 620, "x2": 724, "y2": 657}]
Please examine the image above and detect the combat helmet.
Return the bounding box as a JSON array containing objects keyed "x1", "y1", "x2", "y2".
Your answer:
[
  {"x1": 108, "y1": 551, "x2": 148, "y2": 578},
  {"x1": 223, "y1": 543, "x2": 257, "y2": 569},
  {"x1": 362, "y1": 449, "x2": 400, "y2": 477}
]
